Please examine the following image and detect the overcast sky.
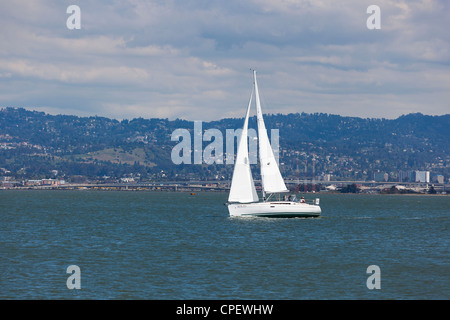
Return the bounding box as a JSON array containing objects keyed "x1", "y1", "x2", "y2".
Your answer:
[{"x1": 1, "y1": 0, "x2": 449, "y2": 121}]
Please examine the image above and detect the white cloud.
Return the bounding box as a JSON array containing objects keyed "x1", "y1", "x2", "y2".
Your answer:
[{"x1": 0, "y1": 0, "x2": 448, "y2": 120}]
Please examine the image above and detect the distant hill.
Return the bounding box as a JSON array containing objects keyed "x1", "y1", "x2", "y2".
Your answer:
[{"x1": 0, "y1": 107, "x2": 448, "y2": 183}]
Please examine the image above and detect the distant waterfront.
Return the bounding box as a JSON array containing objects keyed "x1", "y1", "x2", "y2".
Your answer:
[{"x1": 1, "y1": 180, "x2": 448, "y2": 195}]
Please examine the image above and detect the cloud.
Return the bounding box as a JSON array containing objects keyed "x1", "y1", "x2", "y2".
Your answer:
[{"x1": 0, "y1": 0, "x2": 449, "y2": 121}]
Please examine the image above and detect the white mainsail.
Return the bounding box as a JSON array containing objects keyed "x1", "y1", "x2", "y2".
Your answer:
[
  {"x1": 253, "y1": 70, "x2": 289, "y2": 195},
  {"x1": 228, "y1": 89, "x2": 259, "y2": 203}
]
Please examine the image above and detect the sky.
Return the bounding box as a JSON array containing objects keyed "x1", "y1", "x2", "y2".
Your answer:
[{"x1": 0, "y1": 0, "x2": 449, "y2": 121}]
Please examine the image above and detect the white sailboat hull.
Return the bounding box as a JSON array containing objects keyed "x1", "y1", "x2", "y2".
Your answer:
[{"x1": 227, "y1": 201, "x2": 321, "y2": 218}]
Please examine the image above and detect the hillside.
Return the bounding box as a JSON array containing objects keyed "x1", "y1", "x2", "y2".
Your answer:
[{"x1": 0, "y1": 107, "x2": 448, "y2": 183}]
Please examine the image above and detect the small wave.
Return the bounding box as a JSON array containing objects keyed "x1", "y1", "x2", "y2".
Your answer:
[{"x1": 349, "y1": 216, "x2": 373, "y2": 219}]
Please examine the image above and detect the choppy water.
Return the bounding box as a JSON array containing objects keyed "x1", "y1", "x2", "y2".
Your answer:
[{"x1": 1, "y1": 190, "x2": 448, "y2": 299}]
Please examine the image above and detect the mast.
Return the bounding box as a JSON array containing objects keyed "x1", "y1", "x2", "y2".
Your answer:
[
  {"x1": 253, "y1": 70, "x2": 265, "y2": 200},
  {"x1": 304, "y1": 156, "x2": 307, "y2": 192},
  {"x1": 312, "y1": 155, "x2": 316, "y2": 192}
]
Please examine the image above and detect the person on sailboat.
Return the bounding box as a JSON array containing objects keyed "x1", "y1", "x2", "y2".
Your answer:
[{"x1": 300, "y1": 197, "x2": 306, "y2": 203}]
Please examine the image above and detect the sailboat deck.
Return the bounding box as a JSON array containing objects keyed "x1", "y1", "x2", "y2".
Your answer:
[{"x1": 227, "y1": 201, "x2": 321, "y2": 218}]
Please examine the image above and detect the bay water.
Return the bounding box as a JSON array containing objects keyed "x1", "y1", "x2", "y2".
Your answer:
[{"x1": 1, "y1": 190, "x2": 448, "y2": 299}]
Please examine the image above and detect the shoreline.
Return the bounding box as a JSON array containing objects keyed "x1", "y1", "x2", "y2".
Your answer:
[{"x1": 0, "y1": 186, "x2": 447, "y2": 196}]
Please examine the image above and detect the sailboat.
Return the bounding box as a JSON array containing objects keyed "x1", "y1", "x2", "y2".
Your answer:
[{"x1": 227, "y1": 70, "x2": 321, "y2": 218}]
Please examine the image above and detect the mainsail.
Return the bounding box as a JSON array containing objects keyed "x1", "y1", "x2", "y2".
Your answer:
[
  {"x1": 253, "y1": 70, "x2": 288, "y2": 195},
  {"x1": 228, "y1": 89, "x2": 259, "y2": 203}
]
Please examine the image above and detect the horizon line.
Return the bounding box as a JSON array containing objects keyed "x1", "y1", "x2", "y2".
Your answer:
[{"x1": 1, "y1": 106, "x2": 448, "y2": 123}]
